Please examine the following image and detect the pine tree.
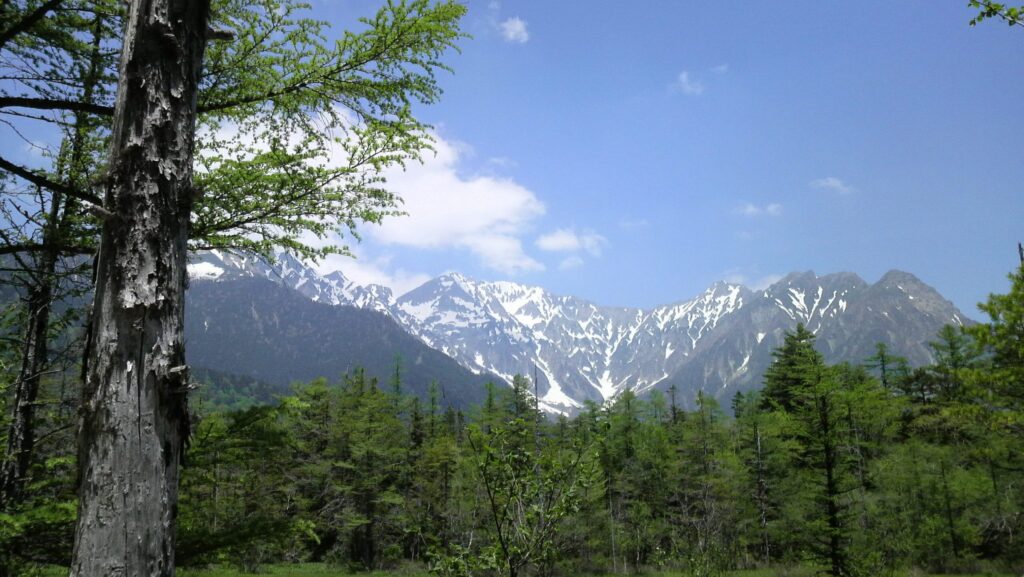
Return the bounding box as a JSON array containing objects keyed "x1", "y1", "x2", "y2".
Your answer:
[{"x1": 761, "y1": 323, "x2": 823, "y2": 412}]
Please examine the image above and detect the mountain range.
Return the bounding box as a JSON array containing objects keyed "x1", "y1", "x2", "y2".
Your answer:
[{"x1": 186, "y1": 250, "x2": 969, "y2": 414}]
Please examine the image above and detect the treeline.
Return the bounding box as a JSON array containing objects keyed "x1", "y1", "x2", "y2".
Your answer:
[{"x1": 2, "y1": 266, "x2": 1023, "y2": 576}]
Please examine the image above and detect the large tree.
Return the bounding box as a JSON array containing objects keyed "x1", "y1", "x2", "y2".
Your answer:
[
  {"x1": 67, "y1": 0, "x2": 213, "y2": 572},
  {"x1": 1, "y1": 0, "x2": 466, "y2": 512},
  {"x1": 0, "y1": 0, "x2": 114, "y2": 508},
  {"x1": 0, "y1": 0, "x2": 465, "y2": 574}
]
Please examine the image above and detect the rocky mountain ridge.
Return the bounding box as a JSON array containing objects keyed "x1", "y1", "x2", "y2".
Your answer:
[{"x1": 188, "y1": 250, "x2": 968, "y2": 414}]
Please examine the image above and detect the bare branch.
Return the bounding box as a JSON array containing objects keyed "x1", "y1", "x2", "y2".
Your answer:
[
  {"x1": 0, "y1": 96, "x2": 113, "y2": 116},
  {"x1": 0, "y1": 155, "x2": 103, "y2": 206}
]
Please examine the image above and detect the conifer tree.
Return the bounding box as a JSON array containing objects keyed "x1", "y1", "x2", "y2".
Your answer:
[{"x1": 760, "y1": 323, "x2": 822, "y2": 412}]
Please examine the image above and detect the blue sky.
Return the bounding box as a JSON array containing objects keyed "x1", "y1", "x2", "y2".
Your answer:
[
  {"x1": 309, "y1": 0, "x2": 1024, "y2": 315},
  {"x1": 8, "y1": 1, "x2": 1022, "y2": 315}
]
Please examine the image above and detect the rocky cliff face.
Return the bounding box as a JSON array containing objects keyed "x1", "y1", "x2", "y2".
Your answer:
[{"x1": 188, "y1": 251, "x2": 969, "y2": 413}]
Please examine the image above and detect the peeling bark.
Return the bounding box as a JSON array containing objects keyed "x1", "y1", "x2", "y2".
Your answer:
[{"x1": 69, "y1": 1, "x2": 209, "y2": 575}]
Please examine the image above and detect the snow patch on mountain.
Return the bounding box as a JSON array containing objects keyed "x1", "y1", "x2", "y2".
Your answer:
[{"x1": 188, "y1": 251, "x2": 969, "y2": 414}]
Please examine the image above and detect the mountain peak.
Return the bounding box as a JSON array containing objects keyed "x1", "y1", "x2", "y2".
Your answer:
[
  {"x1": 775, "y1": 270, "x2": 818, "y2": 285},
  {"x1": 187, "y1": 250, "x2": 969, "y2": 414},
  {"x1": 325, "y1": 270, "x2": 348, "y2": 283},
  {"x1": 437, "y1": 271, "x2": 476, "y2": 289},
  {"x1": 877, "y1": 269, "x2": 923, "y2": 286},
  {"x1": 817, "y1": 271, "x2": 868, "y2": 288}
]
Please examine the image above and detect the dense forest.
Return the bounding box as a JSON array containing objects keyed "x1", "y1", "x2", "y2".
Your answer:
[
  {"x1": 0, "y1": 0, "x2": 1020, "y2": 574},
  {"x1": 1, "y1": 264, "x2": 1021, "y2": 576}
]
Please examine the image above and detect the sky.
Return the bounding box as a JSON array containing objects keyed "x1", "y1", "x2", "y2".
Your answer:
[
  {"x1": 6, "y1": 1, "x2": 1023, "y2": 315},
  {"x1": 296, "y1": 0, "x2": 1024, "y2": 316}
]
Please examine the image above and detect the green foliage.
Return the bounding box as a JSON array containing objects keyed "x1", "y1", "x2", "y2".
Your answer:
[
  {"x1": 192, "y1": 0, "x2": 469, "y2": 261},
  {"x1": 461, "y1": 406, "x2": 596, "y2": 577},
  {"x1": 760, "y1": 323, "x2": 823, "y2": 412},
  {"x1": 968, "y1": 1, "x2": 1024, "y2": 27},
  {"x1": 11, "y1": 265, "x2": 1024, "y2": 575}
]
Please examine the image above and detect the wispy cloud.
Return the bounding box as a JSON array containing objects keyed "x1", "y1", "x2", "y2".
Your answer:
[
  {"x1": 536, "y1": 228, "x2": 607, "y2": 271},
  {"x1": 536, "y1": 228, "x2": 607, "y2": 256},
  {"x1": 558, "y1": 255, "x2": 584, "y2": 270},
  {"x1": 810, "y1": 176, "x2": 855, "y2": 195},
  {"x1": 673, "y1": 71, "x2": 704, "y2": 95},
  {"x1": 711, "y1": 64, "x2": 729, "y2": 74},
  {"x1": 722, "y1": 272, "x2": 783, "y2": 290},
  {"x1": 750, "y1": 274, "x2": 784, "y2": 290},
  {"x1": 618, "y1": 217, "x2": 650, "y2": 229},
  {"x1": 500, "y1": 16, "x2": 529, "y2": 43},
  {"x1": 736, "y1": 202, "x2": 782, "y2": 217},
  {"x1": 312, "y1": 250, "x2": 431, "y2": 298},
  {"x1": 487, "y1": 156, "x2": 517, "y2": 169}
]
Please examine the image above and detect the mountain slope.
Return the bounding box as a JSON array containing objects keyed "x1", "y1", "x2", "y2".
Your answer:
[
  {"x1": 185, "y1": 276, "x2": 495, "y2": 409},
  {"x1": 188, "y1": 251, "x2": 970, "y2": 413}
]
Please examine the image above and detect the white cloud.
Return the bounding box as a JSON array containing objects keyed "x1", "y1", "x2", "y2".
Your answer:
[
  {"x1": 487, "y1": 156, "x2": 517, "y2": 169},
  {"x1": 559, "y1": 255, "x2": 584, "y2": 270},
  {"x1": 465, "y1": 234, "x2": 543, "y2": 274},
  {"x1": 736, "y1": 202, "x2": 782, "y2": 217},
  {"x1": 810, "y1": 176, "x2": 855, "y2": 195},
  {"x1": 535, "y1": 229, "x2": 579, "y2": 252},
  {"x1": 749, "y1": 274, "x2": 784, "y2": 290},
  {"x1": 674, "y1": 71, "x2": 704, "y2": 95},
  {"x1": 536, "y1": 228, "x2": 607, "y2": 256},
  {"x1": 201, "y1": 113, "x2": 549, "y2": 278},
  {"x1": 711, "y1": 64, "x2": 729, "y2": 74},
  {"x1": 313, "y1": 251, "x2": 430, "y2": 297},
  {"x1": 207, "y1": 117, "x2": 550, "y2": 276},
  {"x1": 722, "y1": 272, "x2": 783, "y2": 290},
  {"x1": 500, "y1": 17, "x2": 529, "y2": 43},
  {"x1": 371, "y1": 133, "x2": 546, "y2": 275}
]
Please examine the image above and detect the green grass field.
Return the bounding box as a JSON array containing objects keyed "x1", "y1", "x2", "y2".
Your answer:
[{"x1": 38, "y1": 564, "x2": 1018, "y2": 577}]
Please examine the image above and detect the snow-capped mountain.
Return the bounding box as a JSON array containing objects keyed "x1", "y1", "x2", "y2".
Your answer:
[
  {"x1": 188, "y1": 251, "x2": 969, "y2": 414},
  {"x1": 188, "y1": 250, "x2": 402, "y2": 317}
]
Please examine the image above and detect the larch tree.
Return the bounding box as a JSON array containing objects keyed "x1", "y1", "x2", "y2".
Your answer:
[
  {"x1": 968, "y1": 0, "x2": 1024, "y2": 27},
  {"x1": 67, "y1": 0, "x2": 214, "y2": 572},
  {"x1": 0, "y1": 0, "x2": 116, "y2": 508},
  {"x1": 0, "y1": 0, "x2": 466, "y2": 574},
  {"x1": 1, "y1": 0, "x2": 466, "y2": 511}
]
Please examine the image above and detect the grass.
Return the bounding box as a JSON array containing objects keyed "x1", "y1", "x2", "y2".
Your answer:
[
  {"x1": 37, "y1": 564, "x2": 1019, "y2": 577},
  {"x1": 176, "y1": 565, "x2": 1019, "y2": 577},
  {"x1": 180, "y1": 565, "x2": 365, "y2": 577}
]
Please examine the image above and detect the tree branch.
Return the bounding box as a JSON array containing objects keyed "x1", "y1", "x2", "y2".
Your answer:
[
  {"x1": 0, "y1": 155, "x2": 103, "y2": 206},
  {"x1": 0, "y1": 0, "x2": 64, "y2": 52},
  {"x1": 0, "y1": 95, "x2": 113, "y2": 116},
  {"x1": 0, "y1": 242, "x2": 92, "y2": 256}
]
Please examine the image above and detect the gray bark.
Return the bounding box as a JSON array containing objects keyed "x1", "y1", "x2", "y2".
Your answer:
[{"x1": 69, "y1": 0, "x2": 209, "y2": 575}]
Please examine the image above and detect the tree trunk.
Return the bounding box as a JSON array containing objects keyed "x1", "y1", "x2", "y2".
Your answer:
[
  {"x1": 69, "y1": 0, "x2": 209, "y2": 575},
  {"x1": 940, "y1": 458, "x2": 961, "y2": 560},
  {"x1": 0, "y1": 240, "x2": 56, "y2": 506},
  {"x1": 753, "y1": 423, "x2": 771, "y2": 564},
  {"x1": 0, "y1": 9, "x2": 105, "y2": 509},
  {"x1": 817, "y1": 394, "x2": 845, "y2": 577}
]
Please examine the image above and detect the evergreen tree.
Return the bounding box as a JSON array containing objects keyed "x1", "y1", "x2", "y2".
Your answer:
[
  {"x1": 733, "y1": 392, "x2": 795, "y2": 567},
  {"x1": 761, "y1": 323, "x2": 822, "y2": 412},
  {"x1": 674, "y1": 392, "x2": 740, "y2": 575}
]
